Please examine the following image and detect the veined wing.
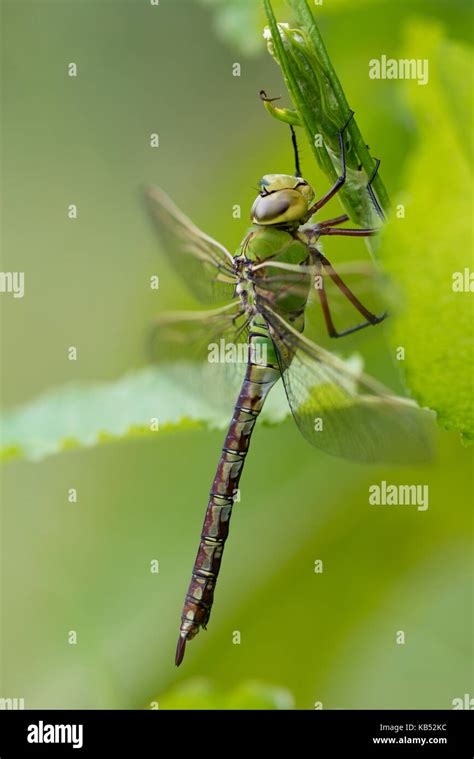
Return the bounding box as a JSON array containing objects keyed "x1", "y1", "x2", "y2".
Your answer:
[
  {"x1": 252, "y1": 259, "x2": 316, "y2": 303},
  {"x1": 148, "y1": 303, "x2": 252, "y2": 404},
  {"x1": 251, "y1": 259, "x2": 379, "y2": 290},
  {"x1": 146, "y1": 186, "x2": 238, "y2": 305},
  {"x1": 252, "y1": 258, "x2": 385, "y2": 331},
  {"x1": 148, "y1": 301, "x2": 251, "y2": 377},
  {"x1": 259, "y1": 302, "x2": 434, "y2": 464}
]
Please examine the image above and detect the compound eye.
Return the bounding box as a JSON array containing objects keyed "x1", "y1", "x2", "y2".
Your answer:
[{"x1": 252, "y1": 194, "x2": 291, "y2": 223}]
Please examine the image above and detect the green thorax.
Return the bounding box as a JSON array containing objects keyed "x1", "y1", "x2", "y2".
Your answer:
[
  {"x1": 235, "y1": 224, "x2": 307, "y2": 265},
  {"x1": 237, "y1": 224, "x2": 311, "y2": 325}
]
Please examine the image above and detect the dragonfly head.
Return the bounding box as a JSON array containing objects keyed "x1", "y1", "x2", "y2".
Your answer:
[{"x1": 251, "y1": 174, "x2": 315, "y2": 227}]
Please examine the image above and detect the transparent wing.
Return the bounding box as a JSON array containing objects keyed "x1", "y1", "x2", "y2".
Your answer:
[
  {"x1": 146, "y1": 186, "x2": 238, "y2": 305},
  {"x1": 252, "y1": 257, "x2": 386, "y2": 341},
  {"x1": 148, "y1": 302, "x2": 251, "y2": 391},
  {"x1": 259, "y1": 302, "x2": 433, "y2": 464},
  {"x1": 252, "y1": 259, "x2": 315, "y2": 309},
  {"x1": 252, "y1": 259, "x2": 379, "y2": 295}
]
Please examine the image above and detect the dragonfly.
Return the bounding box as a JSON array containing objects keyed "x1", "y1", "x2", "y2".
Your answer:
[{"x1": 145, "y1": 111, "x2": 431, "y2": 667}]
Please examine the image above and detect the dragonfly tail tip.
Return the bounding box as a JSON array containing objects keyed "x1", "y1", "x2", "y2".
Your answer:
[{"x1": 175, "y1": 635, "x2": 187, "y2": 667}]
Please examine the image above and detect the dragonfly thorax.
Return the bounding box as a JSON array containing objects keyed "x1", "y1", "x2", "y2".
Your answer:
[
  {"x1": 235, "y1": 261, "x2": 257, "y2": 313},
  {"x1": 251, "y1": 174, "x2": 315, "y2": 227}
]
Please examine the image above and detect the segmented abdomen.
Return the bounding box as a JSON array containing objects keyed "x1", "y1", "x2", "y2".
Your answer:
[{"x1": 175, "y1": 337, "x2": 279, "y2": 665}]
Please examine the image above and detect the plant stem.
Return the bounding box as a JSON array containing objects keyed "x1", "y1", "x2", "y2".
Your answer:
[{"x1": 288, "y1": 0, "x2": 390, "y2": 216}]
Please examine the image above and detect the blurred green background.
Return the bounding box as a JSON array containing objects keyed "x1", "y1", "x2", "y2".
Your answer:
[{"x1": 1, "y1": 0, "x2": 472, "y2": 709}]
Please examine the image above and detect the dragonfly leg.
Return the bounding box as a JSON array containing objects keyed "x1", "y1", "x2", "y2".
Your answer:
[
  {"x1": 317, "y1": 214, "x2": 350, "y2": 228},
  {"x1": 313, "y1": 250, "x2": 386, "y2": 338},
  {"x1": 301, "y1": 216, "x2": 349, "y2": 246},
  {"x1": 367, "y1": 157, "x2": 385, "y2": 221},
  {"x1": 318, "y1": 226, "x2": 378, "y2": 237},
  {"x1": 307, "y1": 111, "x2": 354, "y2": 215},
  {"x1": 290, "y1": 124, "x2": 302, "y2": 177}
]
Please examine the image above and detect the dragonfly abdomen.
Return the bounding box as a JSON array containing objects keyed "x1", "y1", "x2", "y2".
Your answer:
[{"x1": 175, "y1": 350, "x2": 280, "y2": 666}]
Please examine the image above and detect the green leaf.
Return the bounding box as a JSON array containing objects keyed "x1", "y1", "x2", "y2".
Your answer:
[
  {"x1": 150, "y1": 678, "x2": 294, "y2": 710},
  {"x1": 262, "y1": 0, "x2": 390, "y2": 227},
  {"x1": 380, "y1": 22, "x2": 474, "y2": 441},
  {"x1": 1, "y1": 354, "x2": 408, "y2": 464},
  {"x1": 0, "y1": 363, "x2": 291, "y2": 463}
]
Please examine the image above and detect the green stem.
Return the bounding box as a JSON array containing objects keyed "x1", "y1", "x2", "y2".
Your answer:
[
  {"x1": 288, "y1": 0, "x2": 390, "y2": 215},
  {"x1": 262, "y1": 0, "x2": 391, "y2": 243},
  {"x1": 263, "y1": 0, "x2": 340, "y2": 180}
]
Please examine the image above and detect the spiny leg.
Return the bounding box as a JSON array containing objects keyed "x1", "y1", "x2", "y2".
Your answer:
[
  {"x1": 290, "y1": 124, "x2": 302, "y2": 177},
  {"x1": 308, "y1": 111, "x2": 354, "y2": 215},
  {"x1": 367, "y1": 157, "x2": 385, "y2": 221},
  {"x1": 312, "y1": 249, "x2": 386, "y2": 338},
  {"x1": 312, "y1": 160, "x2": 384, "y2": 235},
  {"x1": 319, "y1": 226, "x2": 378, "y2": 237},
  {"x1": 315, "y1": 260, "x2": 382, "y2": 338},
  {"x1": 302, "y1": 218, "x2": 378, "y2": 239},
  {"x1": 317, "y1": 214, "x2": 349, "y2": 228},
  {"x1": 314, "y1": 256, "x2": 341, "y2": 337},
  {"x1": 302, "y1": 215, "x2": 351, "y2": 247}
]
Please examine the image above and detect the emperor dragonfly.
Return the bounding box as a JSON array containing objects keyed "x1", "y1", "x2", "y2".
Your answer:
[{"x1": 146, "y1": 114, "x2": 430, "y2": 666}]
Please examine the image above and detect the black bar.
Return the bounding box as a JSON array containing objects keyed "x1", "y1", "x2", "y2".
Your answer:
[{"x1": 0, "y1": 709, "x2": 472, "y2": 756}]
